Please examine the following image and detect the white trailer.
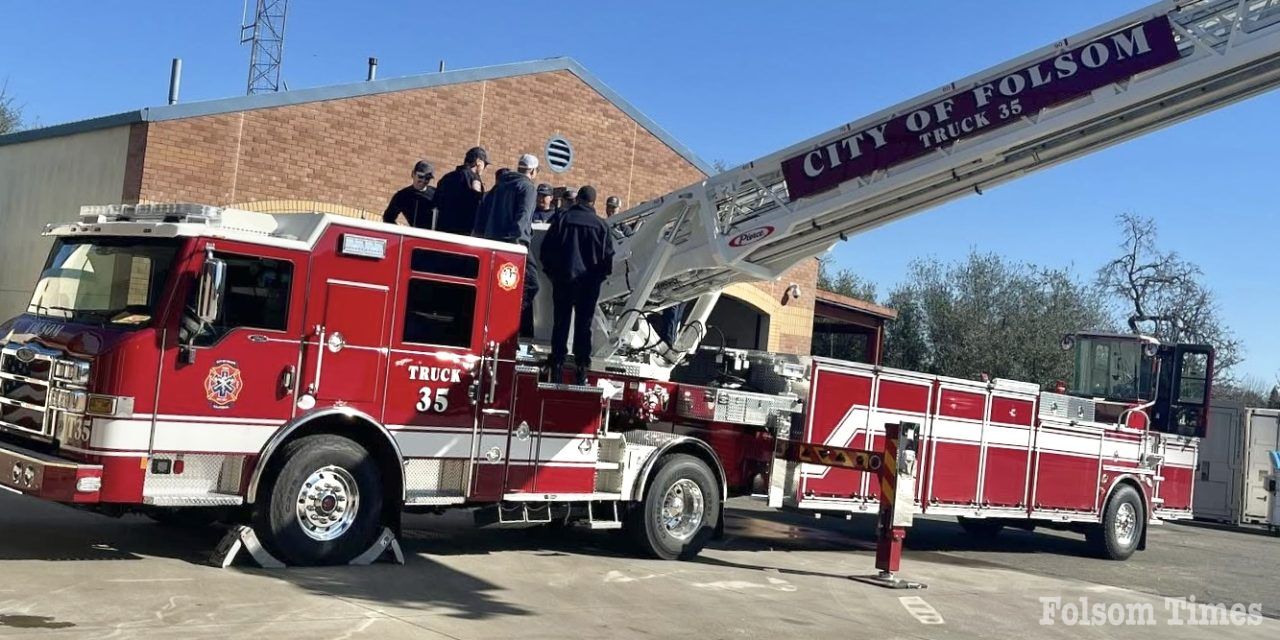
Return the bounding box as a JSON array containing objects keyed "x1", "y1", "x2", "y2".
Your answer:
[{"x1": 1194, "y1": 406, "x2": 1280, "y2": 525}]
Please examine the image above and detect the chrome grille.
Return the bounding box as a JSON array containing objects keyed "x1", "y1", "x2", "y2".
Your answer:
[{"x1": 0, "y1": 344, "x2": 55, "y2": 437}]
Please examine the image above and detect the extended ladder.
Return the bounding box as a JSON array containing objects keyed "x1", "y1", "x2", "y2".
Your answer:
[{"x1": 597, "y1": 0, "x2": 1280, "y2": 378}]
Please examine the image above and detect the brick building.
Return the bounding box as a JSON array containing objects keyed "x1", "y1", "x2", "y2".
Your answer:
[{"x1": 0, "y1": 58, "x2": 821, "y2": 354}]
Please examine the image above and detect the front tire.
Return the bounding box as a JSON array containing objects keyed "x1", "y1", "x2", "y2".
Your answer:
[
  {"x1": 254, "y1": 435, "x2": 384, "y2": 566},
  {"x1": 1090, "y1": 484, "x2": 1144, "y2": 560},
  {"x1": 627, "y1": 454, "x2": 720, "y2": 561}
]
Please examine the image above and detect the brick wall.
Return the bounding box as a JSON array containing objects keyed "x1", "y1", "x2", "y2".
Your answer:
[
  {"x1": 723, "y1": 259, "x2": 818, "y2": 355},
  {"x1": 134, "y1": 70, "x2": 703, "y2": 216}
]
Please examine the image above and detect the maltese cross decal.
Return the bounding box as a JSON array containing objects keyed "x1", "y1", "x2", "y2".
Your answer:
[
  {"x1": 204, "y1": 360, "x2": 244, "y2": 410},
  {"x1": 497, "y1": 262, "x2": 520, "y2": 291}
]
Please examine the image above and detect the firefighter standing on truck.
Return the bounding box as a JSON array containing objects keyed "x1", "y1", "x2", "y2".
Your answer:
[
  {"x1": 475, "y1": 154, "x2": 541, "y2": 337},
  {"x1": 540, "y1": 185, "x2": 613, "y2": 385},
  {"x1": 382, "y1": 160, "x2": 436, "y2": 229},
  {"x1": 533, "y1": 183, "x2": 555, "y2": 222},
  {"x1": 434, "y1": 146, "x2": 489, "y2": 235}
]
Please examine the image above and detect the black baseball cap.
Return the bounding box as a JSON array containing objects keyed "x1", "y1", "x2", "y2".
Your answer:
[
  {"x1": 537, "y1": 183, "x2": 553, "y2": 196},
  {"x1": 561, "y1": 186, "x2": 578, "y2": 199},
  {"x1": 577, "y1": 185, "x2": 597, "y2": 204},
  {"x1": 606, "y1": 196, "x2": 621, "y2": 207},
  {"x1": 413, "y1": 160, "x2": 434, "y2": 177},
  {"x1": 465, "y1": 146, "x2": 489, "y2": 164}
]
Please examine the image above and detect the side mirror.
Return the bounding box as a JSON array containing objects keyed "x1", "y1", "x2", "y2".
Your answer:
[{"x1": 196, "y1": 257, "x2": 226, "y2": 324}]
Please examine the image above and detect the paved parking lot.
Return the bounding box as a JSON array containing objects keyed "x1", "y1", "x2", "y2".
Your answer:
[{"x1": 0, "y1": 491, "x2": 1275, "y2": 639}]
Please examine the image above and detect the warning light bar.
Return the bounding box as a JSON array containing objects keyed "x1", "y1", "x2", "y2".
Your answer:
[{"x1": 79, "y1": 203, "x2": 224, "y2": 224}]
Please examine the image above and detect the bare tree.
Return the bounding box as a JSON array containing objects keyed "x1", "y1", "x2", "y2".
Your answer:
[
  {"x1": 1097, "y1": 213, "x2": 1241, "y2": 376},
  {"x1": 0, "y1": 80, "x2": 22, "y2": 135},
  {"x1": 1215, "y1": 374, "x2": 1280, "y2": 408}
]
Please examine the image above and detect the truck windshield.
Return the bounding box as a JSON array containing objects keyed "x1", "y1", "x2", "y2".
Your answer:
[
  {"x1": 27, "y1": 238, "x2": 180, "y2": 328},
  {"x1": 1068, "y1": 337, "x2": 1154, "y2": 402}
]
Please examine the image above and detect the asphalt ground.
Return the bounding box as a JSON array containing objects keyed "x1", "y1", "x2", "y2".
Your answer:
[{"x1": 0, "y1": 491, "x2": 1275, "y2": 639}]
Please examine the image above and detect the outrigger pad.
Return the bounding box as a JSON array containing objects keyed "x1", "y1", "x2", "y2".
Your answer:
[
  {"x1": 209, "y1": 525, "x2": 404, "y2": 569},
  {"x1": 848, "y1": 570, "x2": 927, "y2": 590}
]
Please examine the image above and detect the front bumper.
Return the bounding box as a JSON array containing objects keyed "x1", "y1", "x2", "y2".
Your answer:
[{"x1": 0, "y1": 441, "x2": 102, "y2": 503}]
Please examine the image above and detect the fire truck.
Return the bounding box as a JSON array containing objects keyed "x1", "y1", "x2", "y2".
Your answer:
[{"x1": 1, "y1": 0, "x2": 1277, "y2": 565}]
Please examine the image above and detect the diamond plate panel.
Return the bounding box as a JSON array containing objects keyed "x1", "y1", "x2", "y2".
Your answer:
[
  {"x1": 405, "y1": 458, "x2": 467, "y2": 500},
  {"x1": 144, "y1": 454, "x2": 246, "y2": 498},
  {"x1": 1039, "y1": 392, "x2": 1097, "y2": 422}
]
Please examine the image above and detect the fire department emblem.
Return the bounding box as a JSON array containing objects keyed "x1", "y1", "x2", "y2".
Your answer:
[
  {"x1": 204, "y1": 360, "x2": 244, "y2": 410},
  {"x1": 497, "y1": 262, "x2": 520, "y2": 291}
]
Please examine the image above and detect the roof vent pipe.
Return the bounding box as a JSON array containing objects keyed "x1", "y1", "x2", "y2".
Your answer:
[
  {"x1": 168, "y1": 58, "x2": 182, "y2": 105},
  {"x1": 367, "y1": 57, "x2": 378, "y2": 81}
]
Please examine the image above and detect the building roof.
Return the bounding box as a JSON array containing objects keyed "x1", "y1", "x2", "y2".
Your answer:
[
  {"x1": 0, "y1": 57, "x2": 714, "y2": 175},
  {"x1": 814, "y1": 289, "x2": 898, "y2": 321}
]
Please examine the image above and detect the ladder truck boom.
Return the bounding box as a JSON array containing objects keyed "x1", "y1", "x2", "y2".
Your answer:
[{"x1": 597, "y1": 0, "x2": 1280, "y2": 377}]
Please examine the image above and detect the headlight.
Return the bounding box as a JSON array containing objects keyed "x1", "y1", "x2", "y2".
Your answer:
[
  {"x1": 54, "y1": 359, "x2": 91, "y2": 385},
  {"x1": 49, "y1": 388, "x2": 87, "y2": 413},
  {"x1": 86, "y1": 395, "x2": 117, "y2": 416}
]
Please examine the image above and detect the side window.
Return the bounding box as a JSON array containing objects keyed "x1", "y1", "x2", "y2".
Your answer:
[
  {"x1": 411, "y1": 249, "x2": 479, "y2": 279},
  {"x1": 1177, "y1": 351, "x2": 1209, "y2": 404},
  {"x1": 402, "y1": 279, "x2": 476, "y2": 348},
  {"x1": 191, "y1": 253, "x2": 293, "y2": 347}
]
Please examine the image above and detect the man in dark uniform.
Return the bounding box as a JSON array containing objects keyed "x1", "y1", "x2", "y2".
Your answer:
[
  {"x1": 382, "y1": 160, "x2": 436, "y2": 229},
  {"x1": 555, "y1": 186, "x2": 577, "y2": 216},
  {"x1": 605, "y1": 195, "x2": 622, "y2": 217},
  {"x1": 434, "y1": 146, "x2": 489, "y2": 235},
  {"x1": 540, "y1": 185, "x2": 614, "y2": 385},
  {"x1": 475, "y1": 155, "x2": 540, "y2": 337},
  {"x1": 533, "y1": 183, "x2": 555, "y2": 223},
  {"x1": 473, "y1": 167, "x2": 509, "y2": 233}
]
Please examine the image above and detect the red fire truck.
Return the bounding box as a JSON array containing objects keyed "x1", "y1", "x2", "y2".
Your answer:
[{"x1": 0, "y1": 0, "x2": 1275, "y2": 565}]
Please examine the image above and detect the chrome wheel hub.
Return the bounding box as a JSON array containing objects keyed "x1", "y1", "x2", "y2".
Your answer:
[
  {"x1": 1114, "y1": 502, "x2": 1137, "y2": 546},
  {"x1": 659, "y1": 478, "x2": 705, "y2": 541},
  {"x1": 296, "y1": 465, "x2": 360, "y2": 542}
]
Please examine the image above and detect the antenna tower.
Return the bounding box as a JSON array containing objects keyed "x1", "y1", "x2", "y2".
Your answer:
[{"x1": 240, "y1": 0, "x2": 290, "y2": 94}]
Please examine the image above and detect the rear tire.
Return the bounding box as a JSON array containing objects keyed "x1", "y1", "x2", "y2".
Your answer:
[
  {"x1": 254, "y1": 435, "x2": 384, "y2": 566},
  {"x1": 1090, "y1": 484, "x2": 1144, "y2": 561},
  {"x1": 627, "y1": 454, "x2": 720, "y2": 561},
  {"x1": 957, "y1": 516, "x2": 1004, "y2": 539}
]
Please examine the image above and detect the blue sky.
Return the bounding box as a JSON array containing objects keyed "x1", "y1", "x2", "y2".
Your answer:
[{"x1": 3, "y1": 1, "x2": 1276, "y2": 383}]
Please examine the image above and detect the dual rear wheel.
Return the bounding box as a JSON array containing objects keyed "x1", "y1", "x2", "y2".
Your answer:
[{"x1": 626, "y1": 453, "x2": 721, "y2": 561}]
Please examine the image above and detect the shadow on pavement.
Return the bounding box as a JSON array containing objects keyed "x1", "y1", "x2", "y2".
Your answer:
[
  {"x1": 722, "y1": 503, "x2": 1100, "y2": 560},
  {"x1": 276, "y1": 556, "x2": 532, "y2": 621}
]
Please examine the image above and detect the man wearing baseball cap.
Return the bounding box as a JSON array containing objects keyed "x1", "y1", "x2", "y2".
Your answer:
[
  {"x1": 382, "y1": 160, "x2": 437, "y2": 229},
  {"x1": 533, "y1": 183, "x2": 555, "y2": 223},
  {"x1": 605, "y1": 195, "x2": 622, "y2": 217},
  {"x1": 434, "y1": 146, "x2": 489, "y2": 235},
  {"x1": 540, "y1": 185, "x2": 615, "y2": 385},
  {"x1": 475, "y1": 153, "x2": 542, "y2": 336}
]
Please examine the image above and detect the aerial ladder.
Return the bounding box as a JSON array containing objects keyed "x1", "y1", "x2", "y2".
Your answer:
[{"x1": 590, "y1": 0, "x2": 1280, "y2": 379}]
